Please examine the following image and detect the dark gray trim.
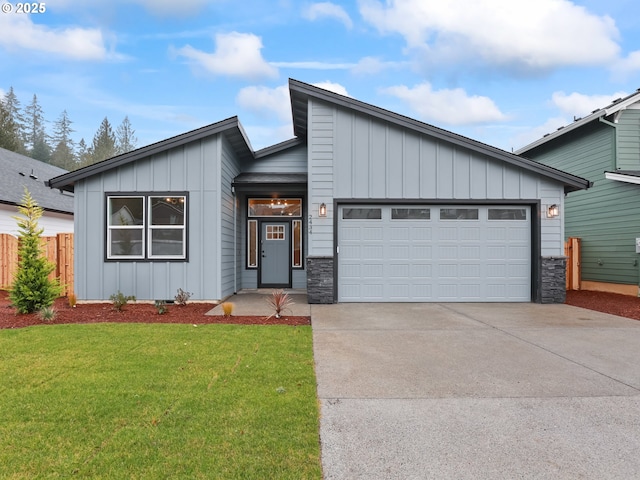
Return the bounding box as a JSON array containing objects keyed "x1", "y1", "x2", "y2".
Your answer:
[
  {"x1": 333, "y1": 198, "x2": 542, "y2": 303},
  {"x1": 104, "y1": 191, "x2": 189, "y2": 263},
  {"x1": 0, "y1": 199, "x2": 74, "y2": 216},
  {"x1": 289, "y1": 78, "x2": 591, "y2": 194},
  {"x1": 48, "y1": 117, "x2": 253, "y2": 193},
  {"x1": 254, "y1": 138, "x2": 305, "y2": 159},
  {"x1": 243, "y1": 195, "x2": 306, "y2": 271}
]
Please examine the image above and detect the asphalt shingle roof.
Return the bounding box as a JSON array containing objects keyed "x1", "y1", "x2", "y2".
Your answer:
[{"x1": 0, "y1": 147, "x2": 74, "y2": 214}]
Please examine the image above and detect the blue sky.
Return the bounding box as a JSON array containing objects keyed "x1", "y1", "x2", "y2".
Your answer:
[{"x1": 1, "y1": 0, "x2": 640, "y2": 153}]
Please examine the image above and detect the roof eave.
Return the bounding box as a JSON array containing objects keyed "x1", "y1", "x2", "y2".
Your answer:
[
  {"x1": 47, "y1": 117, "x2": 251, "y2": 192},
  {"x1": 289, "y1": 78, "x2": 591, "y2": 194}
]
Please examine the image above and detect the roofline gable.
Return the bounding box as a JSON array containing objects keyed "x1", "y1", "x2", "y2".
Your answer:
[
  {"x1": 48, "y1": 116, "x2": 253, "y2": 192},
  {"x1": 516, "y1": 88, "x2": 640, "y2": 154},
  {"x1": 288, "y1": 78, "x2": 591, "y2": 193}
]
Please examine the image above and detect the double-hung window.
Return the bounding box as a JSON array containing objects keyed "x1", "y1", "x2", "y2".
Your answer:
[{"x1": 107, "y1": 193, "x2": 187, "y2": 261}]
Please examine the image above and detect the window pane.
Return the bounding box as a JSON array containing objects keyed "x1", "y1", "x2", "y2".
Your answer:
[
  {"x1": 109, "y1": 197, "x2": 143, "y2": 226},
  {"x1": 488, "y1": 208, "x2": 527, "y2": 220},
  {"x1": 266, "y1": 224, "x2": 285, "y2": 240},
  {"x1": 293, "y1": 220, "x2": 302, "y2": 267},
  {"x1": 342, "y1": 208, "x2": 382, "y2": 220},
  {"x1": 110, "y1": 229, "x2": 143, "y2": 256},
  {"x1": 248, "y1": 198, "x2": 302, "y2": 217},
  {"x1": 391, "y1": 208, "x2": 430, "y2": 220},
  {"x1": 150, "y1": 197, "x2": 185, "y2": 225},
  {"x1": 150, "y1": 229, "x2": 184, "y2": 256},
  {"x1": 440, "y1": 208, "x2": 478, "y2": 220},
  {"x1": 248, "y1": 220, "x2": 257, "y2": 267}
]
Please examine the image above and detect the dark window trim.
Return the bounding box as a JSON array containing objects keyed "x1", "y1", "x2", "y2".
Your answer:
[
  {"x1": 244, "y1": 195, "x2": 305, "y2": 270},
  {"x1": 105, "y1": 191, "x2": 189, "y2": 263}
]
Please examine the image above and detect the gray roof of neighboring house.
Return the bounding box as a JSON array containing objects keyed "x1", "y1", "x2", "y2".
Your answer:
[
  {"x1": 0, "y1": 147, "x2": 74, "y2": 214},
  {"x1": 47, "y1": 79, "x2": 592, "y2": 195},
  {"x1": 516, "y1": 88, "x2": 640, "y2": 154}
]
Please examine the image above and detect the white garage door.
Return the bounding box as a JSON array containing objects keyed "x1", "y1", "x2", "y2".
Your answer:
[{"x1": 338, "y1": 205, "x2": 531, "y2": 302}]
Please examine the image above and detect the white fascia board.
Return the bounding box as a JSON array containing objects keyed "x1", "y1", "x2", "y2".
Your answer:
[{"x1": 605, "y1": 172, "x2": 640, "y2": 185}]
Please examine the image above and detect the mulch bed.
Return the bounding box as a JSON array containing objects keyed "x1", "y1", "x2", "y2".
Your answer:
[
  {"x1": 565, "y1": 290, "x2": 640, "y2": 321},
  {"x1": 0, "y1": 291, "x2": 310, "y2": 329},
  {"x1": 3, "y1": 289, "x2": 640, "y2": 329}
]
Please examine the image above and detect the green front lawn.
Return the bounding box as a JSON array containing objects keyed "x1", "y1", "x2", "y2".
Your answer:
[{"x1": 0, "y1": 323, "x2": 321, "y2": 479}]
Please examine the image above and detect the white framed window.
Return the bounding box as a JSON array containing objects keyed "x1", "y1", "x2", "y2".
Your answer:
[
  {"x1": 248, "y1": 198, "x2": 302, "y2": 217},
  {"x1": 247, "y1": 219, "x2": 258, "y2": 268},
  {"x1": 107, "y1": 196, "x2": 145, "y2": 259},
  {"x1": 292, "y1": 219, "x2": 302, "y2": 268},
  {"x1": 148, "y1": 196, "x2": 187, "y2": 259},
  {"x1": 106, "y1": 193, "x2": 187, "y2": 261}
]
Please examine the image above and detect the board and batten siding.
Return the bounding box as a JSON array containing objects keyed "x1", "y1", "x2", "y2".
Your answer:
[
  {"x1": 307, "y1": 98, "x2": 566, "y2": 257},
  {"x1": 526, "y1": 122, "x2": 640, "y2": 285},
  {"x1": 74, "y1": 136, "x2": 221, "y2": 301}
]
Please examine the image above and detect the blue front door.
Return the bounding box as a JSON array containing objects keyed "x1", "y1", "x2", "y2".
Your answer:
[{"x1": 259, "y1": 222, "x2": 291, "y2": 287}]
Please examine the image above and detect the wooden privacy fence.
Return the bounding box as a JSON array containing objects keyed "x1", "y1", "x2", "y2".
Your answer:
[
  {"x1": 564, "y1": 237, "x2": 581, "y2": 291},
  {"x1": 0, "y1": 233, "x2": 74, "y2": 296}
]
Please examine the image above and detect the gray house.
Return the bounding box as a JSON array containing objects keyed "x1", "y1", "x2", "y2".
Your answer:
[{"x1": 48, "y1": 79, "x2": 590, "y2": 304}]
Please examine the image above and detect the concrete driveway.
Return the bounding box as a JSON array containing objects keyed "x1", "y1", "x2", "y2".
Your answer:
[{"x1": 311, "y1": 302, "x2": 640, "y2": 479}]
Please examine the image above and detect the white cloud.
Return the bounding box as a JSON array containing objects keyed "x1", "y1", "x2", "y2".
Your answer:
[
  {"x1": 0, "y1": 13, "x2": 109, "y2": 60},
  {"x1": 236, "y1": 81, "x2": 349, "y2": 123},
  {"x1": 513, "y1": 116, "x2": 569, "y2": 151},
  {"x1": 303, "y1": 2, "x2": 353, "y2": 29},
  {"x1": 551, "y1": 90, "x2": 628, "y2": 117},
  {"x1": 359, "y1": 0, "x2": 620, "y2": 71},
  {"x1": 237, "y1": 84, "x2": 292, "y2": 122},
  {"x1": 175, "y1": 32, "x2": 278, "y2": 80},
  {"x1": 313, "y1": 81, "x2": 350, "y2": 97},
  {"x1": 351, "y1": 56, "x2": 407, "y2": 74},
  {"x1": 612, "y1": 50, "x2": 640, "y2": 78},
  {"x1": 382, "y1": 83, "x2": 507, "y2": 125},
  {"x1": 270, "y1": 60, "x2": 356, "y2": 70}
]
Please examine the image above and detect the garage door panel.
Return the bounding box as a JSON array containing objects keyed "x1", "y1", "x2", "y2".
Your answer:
[{"x1": 338, "y1": 204, "x2": 531, "y2": 302}]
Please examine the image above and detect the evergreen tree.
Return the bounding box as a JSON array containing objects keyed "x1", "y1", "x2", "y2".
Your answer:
[
  {"x1": 90, "y1": 117, "x2": 117, "y2": 163},
  {"x1": 1, "y1": 87, "x2": 27, "y2": 153},
  {"x1": 0, "y1": 100, "x2": 23, "y2": 152},
  {"x1": 24, "y1": 94, "x2": 50, "y2": 162},
  {"x1": 116, "y1": 116, "x2": 137, "y2": 155},
  {"x1": 51, "y1": 110, "x2": 76, "y2": 169},
  {"x1": 9, "y1": 188, "x2": 62, "y2": 314},
  {"x1": 76, "y1": 138, "x2": 91, "y2": 169}
]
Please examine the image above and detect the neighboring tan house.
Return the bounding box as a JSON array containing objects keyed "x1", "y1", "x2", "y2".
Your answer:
[
  {"x1": 517, "y1": 89, "x2": 640, "y2": 296},
  {"x1": 0, "y1": 147, "x2": 74, "y2": 235},
  {"x1": 47, "y1": 79, "x2": 589, "y2": 304}
]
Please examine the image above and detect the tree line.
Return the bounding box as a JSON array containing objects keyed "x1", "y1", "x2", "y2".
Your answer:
[{"x1": 0, "y1": 87, "x2": 138, "y2": 171}]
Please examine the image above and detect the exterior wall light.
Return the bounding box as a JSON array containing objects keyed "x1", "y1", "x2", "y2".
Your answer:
[
  {"x1": 319, "y1": 203, "x2": 327, "y2": 217},
  {"x1": 547, "y1": 204, "x2": 559, "y2": 218}
]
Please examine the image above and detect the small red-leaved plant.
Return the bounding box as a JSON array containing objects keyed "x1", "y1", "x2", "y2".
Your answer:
[{"x1": 265, "y1": 289, "x2": 294, "y2": 319}]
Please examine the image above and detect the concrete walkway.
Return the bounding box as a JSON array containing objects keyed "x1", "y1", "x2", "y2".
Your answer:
[
  {"x1": 311, "y1": 302, "x2": 640, "y2": 479},
  {"x1": 206, "y1": 290, "x2": 310, "y2": 316}
]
